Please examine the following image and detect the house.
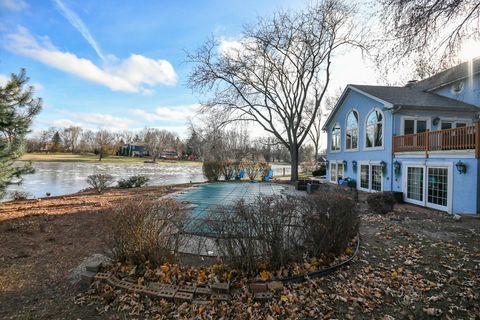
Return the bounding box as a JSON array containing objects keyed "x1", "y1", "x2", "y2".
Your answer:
[
  {"x1": 119, "y1": 143, "x2": 149, "y2": 157},
  {"x1": 323, "y1": 58, "x2": 480, "y2": 214},
  {"x1": 159, "y1": 150, "x2": 179, "y2": 160}
]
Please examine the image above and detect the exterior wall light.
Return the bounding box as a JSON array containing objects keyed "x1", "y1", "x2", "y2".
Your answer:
[
  {"x1": 433, "y1": 117, "x2": 440, "y2": 126},
  {"x1": 393, "y1": 160, "x2": 401, "y2": 176},
  {"x1": 343, "y1": 160, "x2": 348, "y2": 170},
  {"x1": 352, "y1": 160, "x2": 357, "y2": 171},
  {"x1": 380, "y1": 160, "x2": 387, "y2": 175},
  {"x1": 455, "y1": 160, "x2": 467, "y2": 174}
]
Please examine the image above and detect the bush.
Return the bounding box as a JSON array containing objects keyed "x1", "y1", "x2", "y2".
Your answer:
[
  {"x1": 366, "y1": 192, "x2": 397, "y2": 214},
  {"x1": 10, "y1": 191, "x2": 32, "y2": 201},
  {"x1": 300, "y1": 160, "x2": 317, "y2": 174},
  {"x1": 258, "y1": 161, "x2": 271, "y2": 179},
  {"x1": 202, "y1": 161, "x2": 222, "y2": 181},
  {"x1": 221, "y1": 160, "x2": 236, "y2": 180},
  {"x1": 117, "y1": 175, "x2": 149, "y2": 188},
  {"x1": 244, "y1": 161, "x2": 261, "y2": 180},
  {"x1": 86, "y1": 174, "x2": 114, "y2": 193},
  {"x1": 205, "y1": 192, "x2": 358, "y2": 273},
  {"x1": 312, "y1": 165, "x2": 326, "y2": 177},
  {"x1": 110, "y1": 198, "x2": 188, "y2": 266}
]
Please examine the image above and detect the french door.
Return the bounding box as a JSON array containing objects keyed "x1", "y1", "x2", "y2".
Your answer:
[
  {"x1": 358, "y1": 162, "x2": 383, "y2": 192},
  {"x1": 404, "y1": 163, "x2": 452, "y2": 212}
]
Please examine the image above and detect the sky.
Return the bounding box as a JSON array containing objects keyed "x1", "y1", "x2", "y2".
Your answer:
[{"x1": 0, "y1": 0, "x2": 379, "y2": 139}]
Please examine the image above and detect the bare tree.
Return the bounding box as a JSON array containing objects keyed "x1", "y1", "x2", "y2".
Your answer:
[
  {"x1": 95, "y1": 129, "x2": 113, "y2": 161},
  {"x1": 60, "y1": 126, "x2": 82, "y2": 153},
  {"x1": 143, "y1": 128, "x2": 176, "y2": 162},
  {"x1": 376, "y1": 0, "x2": 480, "y2": 80},
  {"x1": 188, "y1": 0, "x2": 365, "y2": 181}
]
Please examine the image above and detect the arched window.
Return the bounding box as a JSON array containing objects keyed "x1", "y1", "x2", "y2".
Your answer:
[
  {"x1": 331, "y1": 123, "x2": 341, "y2": 151},
  {"x1": 346, "y1": 110, "x2": 358, "y2": 150},
  {"x1": 366, "y1": 109, "x2": 383, "y2": 148}
]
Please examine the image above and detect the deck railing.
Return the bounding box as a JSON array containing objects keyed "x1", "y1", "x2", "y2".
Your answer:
[{"x1": 393, "y1": 123, "x2": 480, "y2": 158}]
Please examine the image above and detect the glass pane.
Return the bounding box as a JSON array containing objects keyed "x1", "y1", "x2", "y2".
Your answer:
[
  {"x1": 347, "y1": 111, "x2": 358, "y2": 129},
  {"x1": 375, "y1": 123, "x2": 383, "y2": 147},
  {"x1": 352, "y1": 132, "x2": 358, "y2": 149},
  {"x1": 360, "y1": 165, "x2": 369, "y2": 189},
  {"x1": 337, "y1": 164, "x2": 344, "y2": 179},
  {"x1": 427, "y1": 167, "x2": 448, "y2": 207},
  {"x1": 366, "y1": 125, "x2": 374, "y2": 148},
  {"x1": 441, "y1": 122, "x2": 452, "y2": 130},
  {"x1": 404, "y1": 119, "x2": 415, "y2": 134},
  {"x1": 407, "y1": 167, "x2": 423, "y2": 201},
  {"x1": 346, "y1": 132, "x2": 352, "y2": 150},
  {"x1": 330, "y1": 163, "x2": 337, "y2": 182},
  {"x1": 456, "y1": 122, "x2": 467, "y2": 128},
  {"x1": 371, "y1": 165, "x2": 382, "y2": 191},
  {"x1": 417, "y1": 120, "x2": 427, "y2": 133}
]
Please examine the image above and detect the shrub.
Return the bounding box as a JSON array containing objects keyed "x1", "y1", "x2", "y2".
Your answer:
[
  {"x1": 110, "y1": 198, "x2": 188, "y2": 266},
  {"x1": 204, "y1": 192, "x2": 358, "y2": 273},
  {"x1": 86, "y1": 174, "x2": 114, "y2": 193},
  {"x1": 202, "y1": 161, "x2": 222, "y2": 181},
  {"x1": 117, "y1": 175, "x2": 149, "y2": 188},
  {"x1": 258, "y1": 161, "x2": 271, "y2": 179},
  {"x1": 312, "y1": 165, "x2": 326, "y2": 177},
  {"x1": 300, "y1": 160, "x2": 317, "y2": 174},
  {"x1": 10, "y1": 191, "x2": 32, "y2": 201},
  {"x1": 366, "y1": 192, "x2": 397, "y2": 214},
  {"x1": 221, "y1": 160, "x2": 236, "y2": 180},
  {"x1": 244, "y1": 161, "x2": 261, "y2": 180}
]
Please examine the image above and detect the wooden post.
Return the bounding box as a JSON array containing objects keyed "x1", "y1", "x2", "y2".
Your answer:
[
  {"x1": 476, "y1": 122, "x2": 480, "y2": 159},
  {"x1": 425, "y1": 130, "x2": 430, "y2": 158}
]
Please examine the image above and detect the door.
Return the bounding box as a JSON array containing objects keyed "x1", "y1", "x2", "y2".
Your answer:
[
  {"x1": 404, "y1": 164, "x2": 451, "y2": 212},
  {"x1": 358, "y1": 162, "x2": 383, "y2": 192}
]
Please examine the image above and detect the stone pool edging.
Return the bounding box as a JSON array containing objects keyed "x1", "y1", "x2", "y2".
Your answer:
[{"x1": 89, "y1": 234, "x2": 360, "y2": 303}]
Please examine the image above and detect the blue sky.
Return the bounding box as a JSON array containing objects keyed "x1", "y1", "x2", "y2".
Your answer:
[{"x1": 0, "y1": 0, "x2": 378, "y2": 137}]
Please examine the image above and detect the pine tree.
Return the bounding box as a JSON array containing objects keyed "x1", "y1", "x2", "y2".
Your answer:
[
  {"x1": 0, "y1": 69, "x2": 42, "y2": 196},
  {"x1": 51, "y1": 131, "x2": 61, "y2": 152}
]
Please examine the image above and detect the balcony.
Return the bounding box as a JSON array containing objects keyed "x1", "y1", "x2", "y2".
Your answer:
[{"x1": 393, "y1": 123, "x2": 480, "y2": 158}]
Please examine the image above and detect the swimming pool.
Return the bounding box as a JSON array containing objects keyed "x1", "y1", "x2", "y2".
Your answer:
[{"x1": 175, "y1": 182, "x2": 291, "y2": 234}]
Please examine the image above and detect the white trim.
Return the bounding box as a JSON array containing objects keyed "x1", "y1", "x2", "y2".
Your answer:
[
  {"x1": 364, "y1": 107, "x2": 385, "y2": 150},
  {"x1": 345, "y1": 108, "x2": 359, "y2": 152},
  {"x1": 329, "y1": 160, "x2": 345, "y2": 184},
  {"x1": 322, "y1": 85, "x2": 393, "y2": 131},
  {"x1": 400, "y1": 116, "x2": 431, "y2": 135},
  {"x1": 394, "y1": 150, "x2": 475, "y2": 158}
]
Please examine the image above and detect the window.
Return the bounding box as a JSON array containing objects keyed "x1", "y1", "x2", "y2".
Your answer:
[
  {"x1": 331, "y1": 123, "x2": 341, "y2": 151},
  {"x1": 403, "y1": 118, "x2": 429, "y2": 135},
  {"x1": 330, "y1": 161, "x2": 344, "y2": 183},
  {"x1": 366, "y1": 109, "x2": 383, "y2": 148},
  {"x1": 441, "y1": 121, "x2": 469, "y2": 130},
  {"x1": 346, "y1": 110, "x2": 358, "y2": 150}
]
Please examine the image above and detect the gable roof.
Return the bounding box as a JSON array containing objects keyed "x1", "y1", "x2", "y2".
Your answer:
[
  {"x1": 412, "y1": 57, "x2": 480, "y2": 91},
  {"x1": 322, "y1": 84, "x2": 479, "y2": 130}
]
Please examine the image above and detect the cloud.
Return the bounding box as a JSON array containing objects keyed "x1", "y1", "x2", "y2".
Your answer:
[
  {"x1": 218, "y1": 38, "x2": 242, "y2": 57},
  {"x1": 130, "y1": 104, "x2": 199, "y2": 122},
  {"x1": 0, "y1": 73, "x2": 8, "y2": 86},
  {"x1": 4, "y1": 26, "x2": 177, "y2": 93},
  {"x1": 58, "y1": 110, "x2": 136, "y2": 129},
  {"x1": 52, "y1": 0, "x2": 104, "y2": 60},
  {"x1": 0, "y1": 0, "x2": 28, "y2": 11}
]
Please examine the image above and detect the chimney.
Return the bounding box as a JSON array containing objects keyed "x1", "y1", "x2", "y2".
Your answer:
[{"x1": 405, "y1": 80, "x2": 418, "y2": 87}]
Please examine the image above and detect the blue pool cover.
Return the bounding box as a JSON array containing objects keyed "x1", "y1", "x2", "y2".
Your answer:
[{"x1": 175, "y1": 182, "x2": 290, "y2": 235}]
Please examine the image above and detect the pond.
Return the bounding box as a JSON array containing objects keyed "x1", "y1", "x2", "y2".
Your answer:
[{"x1": 4, "y1": 162, "x2": 291, "y2": 200}]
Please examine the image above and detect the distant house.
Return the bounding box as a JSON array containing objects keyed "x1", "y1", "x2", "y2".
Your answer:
[
  {"x1": 160, "y1": 150, "x2": 179, "y2": 160},
  {"x1": 119, "y1": 143, "x2": 149, "y2": 157},
  {"x1": 323, "y1": 58, "x2": 480, "y2": 214}
]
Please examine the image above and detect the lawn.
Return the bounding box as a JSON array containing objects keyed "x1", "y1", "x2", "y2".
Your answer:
[{"x1": 19, "y1": 152, "x2": 202, "y2": 166}]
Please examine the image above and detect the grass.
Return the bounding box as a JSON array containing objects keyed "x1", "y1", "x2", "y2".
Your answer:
[{"x1": 19, "y1": 152, "x2": 203, "y2": 166}]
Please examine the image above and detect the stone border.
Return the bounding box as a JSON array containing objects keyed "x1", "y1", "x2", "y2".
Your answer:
[{"x1": 91, "y1": 235, "x2": 360, "y2": 302}]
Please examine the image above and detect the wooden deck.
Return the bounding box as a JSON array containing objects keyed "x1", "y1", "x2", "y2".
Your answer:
[{"x1": 393, "y1": 123, "x2": 480, "y2": 158}]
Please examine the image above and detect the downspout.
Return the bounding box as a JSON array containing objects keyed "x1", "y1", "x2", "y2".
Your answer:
[{"x1": 390, "y1": 106, "x2": 402, "y2": 191}]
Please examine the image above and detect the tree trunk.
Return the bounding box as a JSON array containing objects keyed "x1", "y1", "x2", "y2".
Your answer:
[
  {"x1": 99, "y1": 148, "x2": 103, "y2": 161},
  {"x1": 290, "y1": 145, "x2": 299, "y2": 182}
]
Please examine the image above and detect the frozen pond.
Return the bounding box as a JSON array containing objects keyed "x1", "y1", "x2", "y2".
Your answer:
[{"x1": 4, "y1": 162, "x2": 290, "y2": 200}]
